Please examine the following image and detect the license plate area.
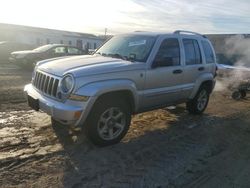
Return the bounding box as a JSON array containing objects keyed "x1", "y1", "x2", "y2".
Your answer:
[{"x1": 28, "y1": 95, "x2": 39, "y2": 111}]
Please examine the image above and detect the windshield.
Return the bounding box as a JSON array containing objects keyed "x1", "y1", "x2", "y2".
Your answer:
[
  {"x1": 33, "y1": 44, "x2": 53, "y2": 52},
  {"x1": 95, "y1": 34, "x2": 156, "y2": 62}
]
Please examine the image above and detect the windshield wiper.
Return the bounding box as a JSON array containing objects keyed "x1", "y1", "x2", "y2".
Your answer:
[
  {"x1": 108, "y1": 53, "x2": 136, "y2": 62},
  {"x1": 108, "y1": 53, "x2": 126, "y2": 60}
]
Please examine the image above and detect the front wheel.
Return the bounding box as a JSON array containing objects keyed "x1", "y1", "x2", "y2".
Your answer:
[
  {"x1": 85, "y1": 97, "x2": 131, "y2": 146},
  {"x1": 186, "y1": 86, "x2": 210, "y2": 114}
]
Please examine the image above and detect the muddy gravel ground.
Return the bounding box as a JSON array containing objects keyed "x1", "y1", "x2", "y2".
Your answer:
[{"x1": 1, "y1": 64, "x2": 250, "y2": 188}]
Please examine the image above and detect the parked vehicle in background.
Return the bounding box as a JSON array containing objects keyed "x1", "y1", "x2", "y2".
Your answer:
[
  {"x1": 24, "y1": 30, "x2": 217, "y2": 146},
  {"x1": 9, "y1": 44, "x2": 85, "y2": 68},
  {"x1": 217, "y1": 63, "x2": 250, "y2": 100},
  {"x1": 231, "y1": 80, "x2": 250, "y2": 100},
  {"x1": 88, "y1": 49, "x2": 96, "y2": 54},
  {"x1": 0, "y1": 41, "x2": 33, "y2": 63}
]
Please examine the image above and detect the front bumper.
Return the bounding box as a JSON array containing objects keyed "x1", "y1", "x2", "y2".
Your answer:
[{"x1": 24, "y1": 84, "x2": 94, "y2": 126}]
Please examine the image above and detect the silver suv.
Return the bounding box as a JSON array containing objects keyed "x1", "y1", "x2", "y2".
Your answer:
[{"x1": 24, "y1": 30, "x2": 217, "y2": 146}]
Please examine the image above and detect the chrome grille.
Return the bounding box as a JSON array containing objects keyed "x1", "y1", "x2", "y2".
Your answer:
[{"x1": 33, "y1": 71, "x2": 59, "y2": 97}]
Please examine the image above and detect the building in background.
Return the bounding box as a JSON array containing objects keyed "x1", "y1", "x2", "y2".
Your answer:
[
  {"x1": 0, "y1": 23, "x2": 105, "y2": 51},
  {"x1": 1, "y1": 23, "x2": 249, "y2": 65}
]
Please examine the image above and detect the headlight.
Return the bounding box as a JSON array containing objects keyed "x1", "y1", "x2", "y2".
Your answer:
[{"x1": 61, "y1": 74, "x2": 74, "y2": 93}]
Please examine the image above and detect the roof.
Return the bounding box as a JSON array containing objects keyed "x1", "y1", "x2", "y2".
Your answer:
[
  {"x1": 121, "y1": 30, "x2": 209, "y2": 39},
  {"x1": 125, "y1": 31, "x2": 171, "y2": 36}
]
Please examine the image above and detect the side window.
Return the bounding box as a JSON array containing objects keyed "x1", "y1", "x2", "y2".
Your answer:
[
  {"x1": 202, "y1": 41, "x2": 215, "y2": 64},
  {"x1": 68, "y1": 47, "x2": 81, "y2": 55},
  {"x1": 183, "y1": 39, "x2": 202, "y2": 65},
  {"x1": 54, "y1": 46, "x2": 66, "y2": 54},
  {"x1": 154, "y1": 38, "x2": 180, "y2": 67}
]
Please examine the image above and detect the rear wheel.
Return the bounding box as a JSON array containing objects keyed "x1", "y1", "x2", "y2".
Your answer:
[
  {"x1": 85, "y1": 97, "x2": 131, "y2": 146},
  {"x1": 186, "y1": 85, "x2": 210, "y2": 114}
]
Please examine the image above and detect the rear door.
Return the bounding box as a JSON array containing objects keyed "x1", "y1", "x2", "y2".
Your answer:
[
  {"x1": 181, "y1": 38, "x2": 204, "y2": 97},
  {"x1": 143, "y1": 37, "x2": 185, "y2": 109}
]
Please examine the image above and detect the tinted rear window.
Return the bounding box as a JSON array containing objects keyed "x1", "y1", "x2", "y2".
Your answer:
[{"x1": 183, "y1": 39, "x2": 202, "y2": 65}]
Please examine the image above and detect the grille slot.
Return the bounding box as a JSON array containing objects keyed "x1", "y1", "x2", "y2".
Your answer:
[{"x1": 33, "y1": 71, "x2": 59, "y2": 98}]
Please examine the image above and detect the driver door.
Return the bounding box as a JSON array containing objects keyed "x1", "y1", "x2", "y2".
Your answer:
[{"x1": 142, "y1": 38, "x2": 185, "y2": 109}]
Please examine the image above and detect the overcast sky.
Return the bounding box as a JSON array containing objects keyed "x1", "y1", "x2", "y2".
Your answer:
[{"x1": 0, "y1": 0, "x2": 249, "y2": 35}]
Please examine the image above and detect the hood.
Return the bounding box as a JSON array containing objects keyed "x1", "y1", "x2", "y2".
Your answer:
[
  {"x1": 11, "y1": 50, "x2": 38, "y2": 55},
  {"x1": 38, "y1": 55, "x2": 144, "y2": 77}
]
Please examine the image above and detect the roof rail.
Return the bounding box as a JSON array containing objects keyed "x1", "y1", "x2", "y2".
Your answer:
[{"x1": 174, "y1": 30, "x2": 207, "y2": 38}]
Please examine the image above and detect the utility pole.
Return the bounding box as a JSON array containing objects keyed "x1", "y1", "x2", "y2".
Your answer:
[{"x1": 104, "y1": 28, "x2": 107, "y2": 39}]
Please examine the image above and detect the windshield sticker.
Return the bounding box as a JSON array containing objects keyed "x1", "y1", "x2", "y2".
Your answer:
[{"x1": 128, "y1": 40, "x2": 146, "y2": 47}]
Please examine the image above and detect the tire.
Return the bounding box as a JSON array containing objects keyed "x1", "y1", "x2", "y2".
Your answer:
[
  {"x1": 84, "y1": 96, "x2": 131, "y2": 147},
  {"x1": 240, "y1": 90, "x2": 247, "y2": 98},
  {"x1": 232, "y1": 91, "x2": 241, "y2": 100},
  {"x1": 186, "y1": 85, "x2": 210, "y2": 115}
]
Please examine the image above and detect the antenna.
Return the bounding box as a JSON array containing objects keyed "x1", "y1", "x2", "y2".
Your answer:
[{"x1": 104, "y1": 28, "x2": 107, "y2": 38}]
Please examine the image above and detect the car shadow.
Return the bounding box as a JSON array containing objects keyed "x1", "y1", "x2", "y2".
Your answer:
[{"x1": 50, "y1": 105, "x2": 230, "y2": 187}]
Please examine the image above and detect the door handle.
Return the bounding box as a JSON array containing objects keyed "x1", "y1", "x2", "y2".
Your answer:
[
  {"x1": 173, "y1": 69, "x2": 183, "y2": 74},
  {"x1": 198, "y1": 67, "x2": 205, "y2": 71}
]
